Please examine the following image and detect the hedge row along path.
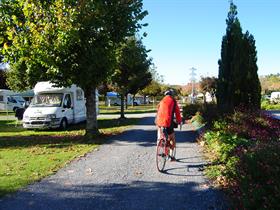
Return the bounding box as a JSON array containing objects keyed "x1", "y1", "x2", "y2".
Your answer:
[{"x1": 0, "y1": 113, "x2": 227, "y2": 210}]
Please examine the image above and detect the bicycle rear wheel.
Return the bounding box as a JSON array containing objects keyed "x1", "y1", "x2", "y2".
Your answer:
[{"x1": 156, "y1": 138, "x2": 167, "y2": 172}]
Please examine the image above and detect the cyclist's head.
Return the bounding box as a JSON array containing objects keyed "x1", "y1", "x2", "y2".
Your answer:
[{"x1": 164, "y1": 89, "x2": 175, "y2": 97}]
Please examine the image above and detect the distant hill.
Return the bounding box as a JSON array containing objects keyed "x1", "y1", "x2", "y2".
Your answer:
[{"x1": 260, "y1": 74, "x2": 280, "y2": 94}]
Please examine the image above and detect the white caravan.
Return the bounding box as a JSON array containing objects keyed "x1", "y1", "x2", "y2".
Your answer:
[
  {"x1": 270, "y1": 92, "x2": 280, "y2": 103},
  {"x1": 23, "y1": 81, "x2": 96, "y2": 129},
  {"x1": 106, "y1": 92, "x2": 141, "y2": 106},
  {"x1": 0, "y1": 89, "x2": 25, "y2": 111}
]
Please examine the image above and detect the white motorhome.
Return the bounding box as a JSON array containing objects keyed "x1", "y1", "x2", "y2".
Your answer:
[
  {"x1": 23, "y1": 81, "x2": 97, "y2": 129},
  {"x1": 106, "y1": 92, "x2": 141, "y2": 106},
  {"x1": 0, "y1": 89, "x2": 26, "y2": 111},
  {"x1": 270, "y1": 92, "x2": 280, "y2": 103}
]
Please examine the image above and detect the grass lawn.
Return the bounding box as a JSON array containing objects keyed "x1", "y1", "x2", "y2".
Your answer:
[
  {"x1": 99, "y1": 103, "x2": 157, "y2": 114},
  {"x1": 261, "y1": 103, "x2": 280, "y2": 110},
  {"x1": 0, "y1": 111, "x2": 14, "y2": 116},
  {"x1": 0, "y1": 118, "x2": 138, "y2": 197}
]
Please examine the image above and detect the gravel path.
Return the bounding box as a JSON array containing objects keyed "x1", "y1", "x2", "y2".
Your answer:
[{"x1": 0, "y1": 113, "x2": 227, "y2": 210}]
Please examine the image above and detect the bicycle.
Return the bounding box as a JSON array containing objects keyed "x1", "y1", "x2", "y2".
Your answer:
[{"x1": 156, "y1": 127, "x2": 176, "y2": 172}]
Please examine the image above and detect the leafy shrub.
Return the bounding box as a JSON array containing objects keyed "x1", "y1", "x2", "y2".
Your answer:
[
  {"x1": 201, "y1": 108, "x2": 280, "y2": 209},
  {"x1": 183, "y1": 103, "x2": 203, "y2": 119},
  {"x1": 183, "y1": 103, "x2": 219, "y2": 125},
  {"x1": 205, "y1": 164, "x2": 224, "y2": 180},
  {"x1": 212, "y1": 120, "x2": 228, "y2": 131},
  {"x1": 232, "y1": 143, "x2": 280, "y2": 210},
  {"x1": 189, "y1": 112, "x2": 204, "y2": 125},
  {"x1": 200, "y1": 103, "x2": 220, "y2": 126},
  {"x1": 227, "y1": 108, "x2": 280, "y2": 141},
  {"x1": 203, "y1": 131, "x2": 251, "y2": 163},
  {"x1": 261, "y1": 100, "x2": 280, "y2": 110}
]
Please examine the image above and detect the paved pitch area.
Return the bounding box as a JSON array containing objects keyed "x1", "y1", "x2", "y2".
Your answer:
[{"x1": 0, "y1": 114, "x2": 227, "y2": 210}]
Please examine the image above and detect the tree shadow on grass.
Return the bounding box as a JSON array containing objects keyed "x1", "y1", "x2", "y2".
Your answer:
[
  {"x1": 0, "y1": 116, "x2": 200, "y2": 154},
  {"x1": 0, "y1": 118, "x2": 139, "y2": 149},
  {"x1": 100, "y1": 110, "x2": 156, "y2": 115},
  {"x1": 0, "y1": 118, "x2": 139, "y2": 133},
  {"x1": 0, "y1": 135, "x2": 86, "y2": 149}
]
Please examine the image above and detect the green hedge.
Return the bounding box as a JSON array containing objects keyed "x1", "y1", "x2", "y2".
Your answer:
[
  {"x1": 235, "y1": 143, "x2": 280, "y2": 209},
  {"x1": 261, "y1": 100, "x2": 280, "y2": 110},
  {"x1": 182, "y1": 103, "x2": 219, "y2": 126}
]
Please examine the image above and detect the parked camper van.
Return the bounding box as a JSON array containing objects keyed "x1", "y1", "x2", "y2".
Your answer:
[
  {"x1": 0, "y1": 89, "x2": 26, "y2": 111},
  {"x1": 270, "y1": 92, "x2": 280, "y2": 103},
  {"x1": 106, "y1": 92, "x2": 141, "y2": 106},
  {"x1": 23, "y1": 82, "x2": 97, "y2": 129}
]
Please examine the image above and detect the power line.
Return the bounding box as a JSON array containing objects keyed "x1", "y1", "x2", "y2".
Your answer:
[{"x1": 190, "y1": 67, "x2": 197, "y2": 104}]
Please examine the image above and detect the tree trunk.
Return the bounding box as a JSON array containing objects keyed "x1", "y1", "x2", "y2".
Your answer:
[
  {"x1": 132, "y1": 94, "x2": 135, "y2": 107},
  {"x1": 143, "y1": 94, "x2": 146, "y2": 104},
  {"x1": 203, "y1": 93, "x2": 206, "y2": 104},
  {"x1": 120, "y1": 93, "x2": 125, "y2": 119},
  {"x1": 85, "y1": 87, "x2": 99, "y2": 138},
  {"x1": 125, "y1": 94, "x2": 128, "y2": 110}
]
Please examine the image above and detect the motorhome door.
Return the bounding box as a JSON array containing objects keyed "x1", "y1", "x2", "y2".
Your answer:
[
  {"x1": 0, "y1": 94, "x2": 5, "y2": 110},
  {"x1": 7, "y1": 96, "x2": 18, "y2": 111},
  {"x1": 62, "y1": 93, "x2": 74, "y2": 124}
]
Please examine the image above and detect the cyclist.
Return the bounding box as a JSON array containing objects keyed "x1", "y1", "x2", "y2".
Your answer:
[{"x1": 155, "y1": 89, "x2": 182, "y2": 161}]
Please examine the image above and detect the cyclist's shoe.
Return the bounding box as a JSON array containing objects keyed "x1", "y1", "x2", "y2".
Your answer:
[{"x1": 169, "y1": 156, "x2": 176, "y2": 162}]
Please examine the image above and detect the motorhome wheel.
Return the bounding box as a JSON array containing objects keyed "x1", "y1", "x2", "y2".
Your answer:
[
  {"x1": 60, "y1": 118, "x2": 68, "y2": 130},
  {"x1": 13, "y1": 107, "x2": 19, "y2": 112}
]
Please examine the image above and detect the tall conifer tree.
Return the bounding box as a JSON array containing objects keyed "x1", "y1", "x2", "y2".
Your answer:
[{"x1": 217, "y1": 2, "x2": 261, "y2": 112}]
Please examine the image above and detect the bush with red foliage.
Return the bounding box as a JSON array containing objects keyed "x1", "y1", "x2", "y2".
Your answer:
[
  {"x1": 202, "y1": 107, "x2": 280, "y2": 209},
  {"x1": 226, "y1": 108, "x2": 280, "y2": 142}
]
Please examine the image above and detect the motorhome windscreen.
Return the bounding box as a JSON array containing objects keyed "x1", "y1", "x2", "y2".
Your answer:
[
  {"x1": 30, "y1": 93, "x2": 63, "y2": 107},
  {"x1": 12, "y1": 96, "x2": 25, "y2": 103}
]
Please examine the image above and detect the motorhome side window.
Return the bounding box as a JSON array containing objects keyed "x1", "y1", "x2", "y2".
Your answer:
[
  {"x1": 64, "y1": 94, "x2": 72, "y2": 108},
  {"x1": 76, "y1": 90, "x2": 83, "y2": 100},
  {"x1": 8, "y1": 96, "x2": 17, "y2": 103},
  {"x1": 0, "y1": 95, "x2": 3, "y2": 102}
]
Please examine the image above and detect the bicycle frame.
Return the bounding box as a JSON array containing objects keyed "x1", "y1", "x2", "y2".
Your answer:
[{"x1": 156, "y1": 128, "x2": 171, "y2": 172}]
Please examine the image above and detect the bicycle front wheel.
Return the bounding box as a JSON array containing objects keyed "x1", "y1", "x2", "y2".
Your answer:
[{"x1": 156, "y1": 139, "x2": 167, "y2": 172}]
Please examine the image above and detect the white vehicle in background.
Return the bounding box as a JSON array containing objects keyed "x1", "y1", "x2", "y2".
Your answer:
[
  {"x1": 270, "y1": 92, "x2": 280, "y2": 104},
  {"x1": 0, "y1": 89, "x2": 26, "y2": 111},
  {"x1": 106, "y1": 92, "x2": 141, "y2": 106},
  {"x1": 205, "y1": 92, "x2": 213, "y2": 103},
  {"x1": 126, "y1": 94, "x2": 141, "y2": 106},
  {"x1": 23, "y1": 81, "x2": 98, "y2": 129}
]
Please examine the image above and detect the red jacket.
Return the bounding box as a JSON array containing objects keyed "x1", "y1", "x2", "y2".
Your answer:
[{"x1": 156, "y1": 95, "x2": 182, "y2": 127}]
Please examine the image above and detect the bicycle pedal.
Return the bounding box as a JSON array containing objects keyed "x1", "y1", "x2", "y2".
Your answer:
[
  {"x1": 158, "y1": 153, "x2": 166, "y2": 158},
  {"x1": 169, "y1": 156, "x2": 176, "y2": 162}
]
